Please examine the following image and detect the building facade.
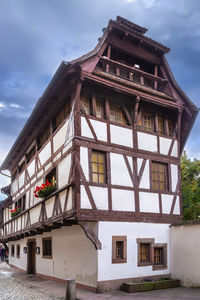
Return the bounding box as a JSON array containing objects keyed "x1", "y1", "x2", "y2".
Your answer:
[{"x1": 0, "y1": 17, "x2": 198, "y2": 292}]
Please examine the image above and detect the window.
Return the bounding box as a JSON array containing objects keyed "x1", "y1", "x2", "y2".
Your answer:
[
  {"x1": 137, "y1": 238, "x2": 154, "y2": 266},
  {"x1": 26, "y1": 146, "x2": 36, "y2": 164},
  {"x1": 81, "y1": 95, "x2": 91, "y2": 115},
  {"x1": 151, "y1": 162, "x2": 168, "y2": 191},
  {"x1": 109, "y1": 103, "x2": 126, "y2": 125},
  {"x1": 11, "y1": 244, "x2": 15, "y2": 257},
  {"x1": 37, "y1": 124, "x2": 50, "y2": 150},
  {"x1": 22, "y1": 195, "x2": 26, "y2": 211},
  {"x1": 137, "y1": 113, "x2": 153, "y2": 132},
  {"x1": 158, "y1": 116, "x2": 165, "y2": 135},
  {"x1": 167, "y1": 119, "x2": 174, "y2": 136},
  {"x1": 52, "y1": 102, "x2": 70, "y2": 132},
  {"x1": 16, "y1": 245, "x2": 20, "y2": 258},
  {"x1": 42, "y1": 237, "x2": 52, "y2": 259},
  {"x1": 153, "y1": 244, "x2": 167, "y2": 270},
  {"x1": 91, "y1": 151, "x2": 106, "y2": 184},
  {"x1": 112, "y1": 236, "x2": 127, "y2": 263},
  {"x1": 46, "y1": 168, "x2": 56, "y2": 186},
  {"x1": 18, "y1": 160, "x2": 25, "y2": 174},
  {"x1": 96, "y1": 97, "x2": 105, "y2": 119}
]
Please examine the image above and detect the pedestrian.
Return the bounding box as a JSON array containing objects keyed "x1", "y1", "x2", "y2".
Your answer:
[{"x1": 0, "y1": 247, "x2": 2, "y2": 262}]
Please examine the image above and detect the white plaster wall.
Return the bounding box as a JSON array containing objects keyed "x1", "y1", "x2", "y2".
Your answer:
[
  {"x1": 171, "y1": 224, "x2": 200, "y2": 287},
  {"x1": 98, "y1": 222, "x2": 170, "y2": 281},
  {"x1": 110, "y1": 153, "x2": 133, "y2": 187},
  {"x1": 81, "y1": 117, "x2": 93, "y2": 139},
  {"x1": 90, "y1": 186, "x2": 108, "y2": 210},
  {"x1": 35, "y1": 226, "x2": 97, "y2": 287},
  {"x1": 11, "y1": 179, "x2": 18, "y2": 195},
  {"x1": 139, "y1": 192, "x2": 159, "y2": 213},
  {"x1": 29, "y1": 204, "x2": 41, "y2": 225},
  {"x1": 110, "y1": 125, "x2": 133, "y2": 148},
  {"x1": 45, "y1": 197, "x2": 55, "y2": 218},
  {"x1": 9, "y1": 239, "x2": 27, "y2": 271},
  {"x1": 139, "y1": 160, "x2": 150, "y2": 189},
  {"x1": 138, "y1": 132, "x2": 157, "y2": 152},
  {"x1": 162, "y1": 194, "x2": 173, "y2": 214},
  {"x1": 80, "y1": 147, "x2": 89, "y2": 181},
  {"x1": 171, "y1": 164, "x2": 178, "y2": 192},
  {"x1": 53, "y1": 121, "x2": 68, "y2": 153},
  {"x1": 112, "y1": 189, "x2": 135, "y2": 211},
  {"x1": 90, "y1": 119, "x2": 107, "y2": 142},
  {"x1": 58, "y1": 154, "x2": 71, "y2": 189},
  {"x1": 80, "y1": 185, "x2": 92, "y2": 209},
  {"x1": 159, "y1": 137, "x2": 171, "y2": 156},
  {"x1": 39, "y1": 142, "x2": 51, "y2": 166},
  {"x1": 173, "y1": 196, "x2": 180, "y2": 215},
  {"x1": 171, "y1": 140, "x2": 178, "y2": 157},
  {"x1": 27, "y1": 159, "x2": 36, "y2": 178}
]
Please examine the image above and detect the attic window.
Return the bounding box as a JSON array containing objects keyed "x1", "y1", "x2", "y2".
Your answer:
[
  {"x1": 26, "y1": 146, "x2": 36, "y2": 164},
  {"x1": 37, "y1": 124, "x2": 50, "y2": 150},
  {"x1": 52, "y1": 101, "x2": 70, "y2": 132},
  {"x1": 18, "y1": 161, "x2": 25, "y2": 174}
]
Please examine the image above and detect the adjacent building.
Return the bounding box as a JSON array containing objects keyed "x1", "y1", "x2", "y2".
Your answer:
[{"x1": 0, "y1": 17, "x2": 198, "y2": 292}]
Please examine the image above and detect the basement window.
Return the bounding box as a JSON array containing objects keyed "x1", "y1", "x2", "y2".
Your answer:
[
  {"x1": 16, "y1": 245, "x2": 20, "y2": 258},
  {"x1": 42, "y1": 237, "x2": 52, "y2": 259},
  {"x1": 11, "y1": 244, "x2": 15, "y2": 257}
]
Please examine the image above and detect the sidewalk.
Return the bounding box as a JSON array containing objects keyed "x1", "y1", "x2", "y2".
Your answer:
[{"x1": 1, "y1": 262, "x2": 200, "y2": 299}]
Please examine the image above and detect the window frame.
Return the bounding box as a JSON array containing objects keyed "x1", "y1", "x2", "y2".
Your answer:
[
  {"x1": 90, "y1": 150, "x2": 107, "y2": 185},
  {"x1": 45, "y1": 168, "x2": 57, "y2": 187},
  {"x1": 42, "y1": 237, "x2": 52, "y2": 259},
  {"x1": 112, "y1": 236, "x2": 127, "y2": 264},
  {"x1": 109, "y1": 102, "x2": 127, "y2": 125},
  {"x1": 151, "y1": 161, "x2": 169, "y2": 192},
  {"x1": 152, "y1": 243, "x2": 167, "y2": 270},
  {"x1": 137, "y1": 238, "x2": 154, "y2": 267}
]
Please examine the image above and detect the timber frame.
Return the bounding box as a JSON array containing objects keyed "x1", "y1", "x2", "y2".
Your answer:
[{"x1": 0, "y1": 16, "x2": 198, "y2": 244}]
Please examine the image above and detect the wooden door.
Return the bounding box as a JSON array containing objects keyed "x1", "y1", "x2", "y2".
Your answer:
[{"x1": 27, "y1": 240, "x2": 36, "y2": 274}]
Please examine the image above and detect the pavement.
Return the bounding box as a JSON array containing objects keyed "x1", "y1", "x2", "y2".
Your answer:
[{"x1": 0, "y1": 261, "x2": 200, "y2": 300}]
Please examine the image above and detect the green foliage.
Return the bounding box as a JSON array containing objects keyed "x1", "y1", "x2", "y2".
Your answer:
[{"x1": 181, "y1": 151, "x2": 200, "y2": 221}]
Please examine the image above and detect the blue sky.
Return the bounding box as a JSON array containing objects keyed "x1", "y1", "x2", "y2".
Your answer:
[{"x1": 0, "y1": 0, "x2": 199, "y2": 201}]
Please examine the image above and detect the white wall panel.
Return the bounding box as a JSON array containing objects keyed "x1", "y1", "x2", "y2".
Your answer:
[
  {"x1": 58, "y1": 154, "x2": 71, "y2": 189},
  {"x1": 30, "y1": 204, "x2": 41, "y2": 224},
  {"x1": 27, "y1": 159, "x2": 36, "y2": 178},
  {"x1": 171, "y1": 140, "x2": 178, "y2": 157},
  {"x1": 110, "y1": 153, "x2": 133, "y2": 187},
  {"x1": 159, "y1": 137, "x2": 171, "y2": 155},
  {"x1": 173, "y1": 196, "x2": 180, "y2": 215},
  {"x1": 138, "y1": 132, "x2": 157, "y2": 152},
  {"x1": 162, "y1": 194, "x2": 173, "y2": 214},
  {"x1": 112, "y1": 189, "x2": 135, "y2": 211},
  {"x1": 171, "y1": 164, "x2": 178, "y2": 192},
  {"x1": 53, "y1": 121, "x2": 68, "y2": 153},
  {"x1": 45, "y1": 197, "x2": 55, "y2": 218},
  {"x1": 90, "y1": 119, "x2": 107, "y2": 142},
  {"x1": 39, "y1": 142, "x2": 51, "y2": 165},
  {"x1": 80, "y1": 185, "x2": 92, "y2": 209},
  {"x1": 18, "y1": 172, "x2": 25, "y2": 189},
  {"x1": 110, "y1": 125, "x2": 133, "y2": 148},
  {"x1": 139, "y1": 192, "x2": 159, "y2": 213},
  {"x1": 80, "y1": 147, "x2": 89, "y2": 181},
  {"x1": 81, "y1": 117, "x2": 93, "y2": 139},
  {"x1": 90, "y1": 186, "x2": 108, "y2": 210},
  {"x1": 139, "y1": 160, "x2": 150, "y2": 189}
]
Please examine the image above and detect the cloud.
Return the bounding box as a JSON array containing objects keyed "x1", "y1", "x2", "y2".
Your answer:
[
  {"x1": 0, "y1": 103, "x2": 6, "y2": 108},
  {"x1": 10, "y1": 103, "x2": 20, "y2": 108}
]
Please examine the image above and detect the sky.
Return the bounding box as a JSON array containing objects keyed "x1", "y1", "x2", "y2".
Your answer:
[{"x1": 0, "y1": 0, "x2": 199, "y2": 201}]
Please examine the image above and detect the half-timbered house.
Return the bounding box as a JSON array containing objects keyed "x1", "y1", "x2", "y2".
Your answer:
[{"x1": 0, "y1": 16, "x2": 198, "y2": 292}]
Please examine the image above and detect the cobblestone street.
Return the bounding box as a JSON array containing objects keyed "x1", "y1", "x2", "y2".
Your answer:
[{"x1": 1, "y1": 262, "x2": 200, "y2": 300}]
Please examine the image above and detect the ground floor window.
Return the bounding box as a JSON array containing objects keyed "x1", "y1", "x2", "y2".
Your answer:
[
  {"x1": 16, "y1": 245, "x2": 20, "y2": 258},
  {"x1": 153, "y1": 243, "x2": 167, "y2": 270},
  {"x1": 11, "y1": 244, "x2": 15, "y2": 257},
  {"x1": 42, "y1": 237, "x2": 52, "y2": 259},
  {"x1": 112, "y1": 236, "x2": 127, "y2": 263}
]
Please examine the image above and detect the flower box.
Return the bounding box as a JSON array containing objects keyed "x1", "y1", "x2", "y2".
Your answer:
[
  {"x1": 121, "y1": 278, "x2": 180, "y2": 293},
  {"x1": 34, "y1": 180, "x2": 56, "y2": 198},
  {"x1": 10, "y1": 208, "x2": 21, "y2": 218}
]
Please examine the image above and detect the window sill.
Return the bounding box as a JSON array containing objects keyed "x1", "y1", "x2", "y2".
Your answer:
[
  {"x1": 112, "y1": 258, "x2": 127, "y2": 264},
  {"x1": 42, "y1": 255, "x2": 52, "y2": 259},
  {"x1": 153, "y1": 265, "x2": 167, "y2": 271},
  {"x1": 138, "y1": 262, "x2": 152, "y2": 267}
]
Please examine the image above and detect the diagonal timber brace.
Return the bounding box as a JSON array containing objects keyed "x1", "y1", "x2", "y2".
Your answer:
[{"x1": 78, "y1": 221, "x2": 102, "y2": 250}]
